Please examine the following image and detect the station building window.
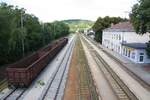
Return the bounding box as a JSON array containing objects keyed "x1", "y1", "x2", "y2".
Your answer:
[
  {"x1": 140, "y1": 53, "x2": 144, "y2": 55},
  {"x1": 131, "y1": 52, "x2": 135, "y2": 59},
  {"x1": 113, "y1": 34, "x2": 115, "y2": 39},
  {"x1": 139, "y1": 52, "x2": 144, "y2": 62},
  {"x1": 116, "y1": 34, "x2": 118, "y2": 40},
  {"x1": 128, "y1": 50, "x2": 131, "y2": 58},
  {"x1": 118, "y1": 46, "x2": 120, "y2": 53},
  {"x1": 125, "y1": 48, "x2": 128, "y2": 56},
  {"x1": 119, "y1": 35, "x2": 121, "y2": 40},
  {"x1": 123, "y1": 48, "x2": 125, "y2": 55}
]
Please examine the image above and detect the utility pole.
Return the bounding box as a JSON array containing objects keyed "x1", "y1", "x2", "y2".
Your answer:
[
  {"x1": 42, "y1": 23, "x2": 46, "y2": 45},
  {"x1": 54, "y1": 22, "x2": 55, "y2": 34},
  {"x1": 124, "y1": 11, "x2": 129, "y2": 19},
  {"x1": 53, "y1": 22, "x2": 55, "y2": 39},
  {"x1": 21, "y1": 11, "x2": 25, "y2": 57}
]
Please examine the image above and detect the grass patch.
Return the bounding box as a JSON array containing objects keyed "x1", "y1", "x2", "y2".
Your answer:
[{"x1": 37, "y1": 80, "x2": 45, "y2": 86}]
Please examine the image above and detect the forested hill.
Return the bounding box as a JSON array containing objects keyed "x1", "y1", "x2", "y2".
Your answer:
[
  {"x1": 62, "y1": 19, "x2": 93, "y2": 24},
  {"x1": 62, "y1": 19, "x2": 94, "y2": 32}
]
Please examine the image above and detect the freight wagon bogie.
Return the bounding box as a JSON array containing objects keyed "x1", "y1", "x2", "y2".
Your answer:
[{"x1": 6, "y1": 38, "x2": 68, "y2": 87}]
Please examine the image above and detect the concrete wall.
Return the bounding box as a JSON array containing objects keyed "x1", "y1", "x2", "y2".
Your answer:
[{"x1": 123, "y1": 32, "x2": 150, "y2": 43}]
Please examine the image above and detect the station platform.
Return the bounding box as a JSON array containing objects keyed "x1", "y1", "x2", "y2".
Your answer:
[
  {"x1": 99, "y1": 44, "x2": 150, "y2": 85},
  {"x1": 83, "y1": 35, "x2": 150, "y2": 100}
]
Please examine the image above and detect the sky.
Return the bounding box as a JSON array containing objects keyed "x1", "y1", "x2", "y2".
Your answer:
[{"x1": 2, "y1": 0, "x2": 137, "y2": 22}]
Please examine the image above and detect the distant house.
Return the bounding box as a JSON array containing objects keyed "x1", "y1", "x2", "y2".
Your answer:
[
  {"x1": 102, "y1": 22, "x2": 150, "y2": 63},
  {"x1": 86, "y1": 29, "x2": 95, "y2": 39}
]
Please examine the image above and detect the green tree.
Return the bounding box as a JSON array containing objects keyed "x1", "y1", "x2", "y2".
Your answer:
[
  {"x1": 130, "y1": 0, "x2": 150, "y2": 34},
  {"x1": 92, "y1": 16, "x2": 127, "y2": 43},
  {"x1": 0, "y1": 3, "x2": 18, "y2": 64},
  {"x1": 130, "y1": 0, "x2": 150, "y2": 57},
  {"x1": 51, "y1": 21, "x2": 70, "y2": 39},
  {"x1": 0, "y1": 3, "x2": 70, "y2": 66}
]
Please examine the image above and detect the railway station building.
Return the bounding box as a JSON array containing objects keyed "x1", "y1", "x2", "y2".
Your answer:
[{"x1": 102, "y1": 22, "x2": 150, "y2": 63}]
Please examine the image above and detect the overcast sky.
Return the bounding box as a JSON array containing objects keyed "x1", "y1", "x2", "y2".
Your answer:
[{"x1": 3, "y1": 0, "x2": 137, "y2": 22}]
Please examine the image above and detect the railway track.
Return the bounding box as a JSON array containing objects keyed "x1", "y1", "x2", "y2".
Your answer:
[
  {"x1": 93, "y1": 52, "x2": 137, "y2": 100},
  {"x1": 39, "y1": 38, "x2": 75, "y2": 100},
  {"x1": 81, "y1": 36, "x2": 138, "y2": 100},
  {"x1": 0, "y1": 88, "x2": 26, "y2": 100},
  {"x1": 0, "y1": 79, "x2": 8, "y2": 92},
  {"x1": 84, "y1": 35, "x2": 150, "y2": 91},
  {"x1": 75, "y1": 37, "x2": 99, "y2": 100},
  {"x1": 0, "y1": 37, "x2": 74, "y2": 100}
]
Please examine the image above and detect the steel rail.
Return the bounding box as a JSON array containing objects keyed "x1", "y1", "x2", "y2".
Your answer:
[
  {"x1": 41, "y1": 39, "x2": 75, "y2": 100},
  {"x1": 54, "y1": 39, "x2": 75, "y2": 100},
  {"x1": 82, "y1": 36, "x2": 138, "y2": 100},
  {"x1": 84, "y1": 34, "x2": 150, "y2": 91}
]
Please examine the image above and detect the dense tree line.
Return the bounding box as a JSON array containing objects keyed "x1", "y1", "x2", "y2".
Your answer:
[
  {"x1": 130, "y1": 0, "x2": 150, "y2": 57},
  {"x1": 0, "y1": 3, "x2": 70, "y2": 66},
  {"x1": 92, "y1": 16, "x2": 127, "y2": 43}
]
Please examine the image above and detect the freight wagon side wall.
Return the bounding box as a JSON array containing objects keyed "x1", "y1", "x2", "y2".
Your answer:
[
  {"x1": 6, "y1": 68, "x2": 28, "y2": 87},
  {"x1": 26, "y1": 38, "x2": 68, "y2": 84},
  {"x1": 6, "y1": 53, "x2": 39, "y2": 87},
  {"x1": 9, "y1": 52, "x2": 39, "y2": 68},
  {"x1": 6, "y1": 38, "x2": 68, "y2": 87}
]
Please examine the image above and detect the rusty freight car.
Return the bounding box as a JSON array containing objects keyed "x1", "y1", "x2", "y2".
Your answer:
[{"x1": 6, "y1": 38, "x2": 68, "y2": 87}]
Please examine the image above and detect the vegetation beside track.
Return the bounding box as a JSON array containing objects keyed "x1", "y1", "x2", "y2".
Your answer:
[
  {"x1": 0, "y1": 3, "x2": 70, "y2": 66},
  {"x1": 0, "y1": 3, "x2": 70, "y2": 89},
  {"x1": 64, "y1": 34, "x2": 98, "y2": 100}
]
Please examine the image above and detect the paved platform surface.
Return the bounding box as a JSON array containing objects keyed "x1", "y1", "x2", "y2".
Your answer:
[
  {"x1": 86, "y1": 36, "x2": 150, "y2": 86},
  {"x1": 82, "y1": 35, "x2": 150, "y2": 100},
  {"x1": 21, "y1": 35, "x2": 75, "y2": 100},
  {"x1": 0, "y1": 35, "x2": 75, "y2": 100},
  {"x1": 80, "y1": 37, "x2": 118, "y2": 100},
  {"x1": 99, "y1": 42, "x2": 150, "y2": 85}
]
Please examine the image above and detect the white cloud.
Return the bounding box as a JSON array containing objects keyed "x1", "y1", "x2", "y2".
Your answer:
[{"x1": 4, "y1": 0, "x2": 137, "y2": 22}]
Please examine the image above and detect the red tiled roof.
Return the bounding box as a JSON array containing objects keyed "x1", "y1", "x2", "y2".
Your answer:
[{"x1": 104, "y1": 22, "x2": 135, "y2": 32}]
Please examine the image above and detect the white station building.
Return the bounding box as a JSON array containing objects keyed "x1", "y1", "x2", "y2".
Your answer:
[{"x1": 102, "y1": 22, "x2": 150, "y2": 63}]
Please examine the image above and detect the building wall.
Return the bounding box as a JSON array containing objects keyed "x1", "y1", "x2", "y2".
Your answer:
[
  {"x1": 123, "y1": 32, "x2": 149, "y2": 43},
  {"x1": 122, "y1": 47, "x2": 150, "y2": 63},
  {"x1": 122, "y1": 46, "x2": 138, "y2": 63},
  {"x1": 136, "y1": 49, "x2": 150, "y2": 63},
  {"x1": 86, "y1": 34, "x2": 95, "y2": 39},
  {"x1": 102, "y1": 31, "x2": 150, "y2": 63},
  {"x1": 102, "y1": 31, "x2": 125, "y2": 54}
]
